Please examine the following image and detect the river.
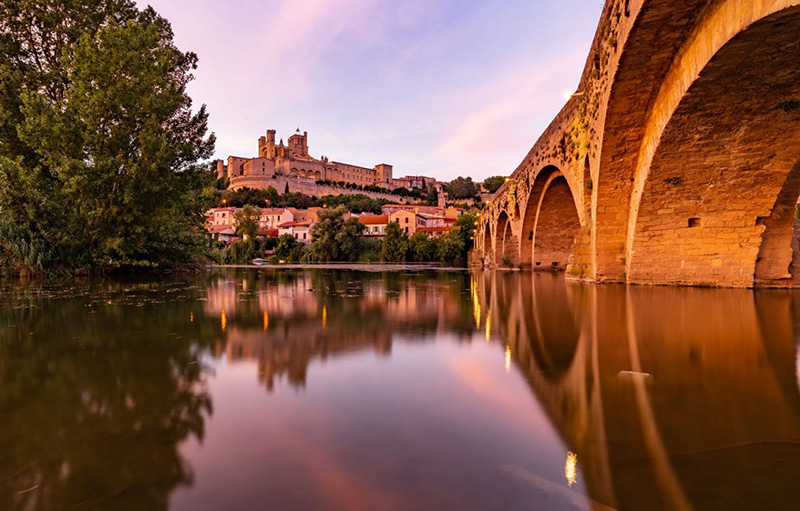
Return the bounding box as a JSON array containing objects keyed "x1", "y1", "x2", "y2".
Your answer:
[{"x1": 1, "y1": 270, "x2": 798, "y2": 511}]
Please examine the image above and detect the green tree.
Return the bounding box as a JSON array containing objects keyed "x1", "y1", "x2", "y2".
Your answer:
[
  {"x1": 382, "y1": 222, "x2": 409, "y2": 262},
  {"x1": 274, "y1": 234, "x2": 299, "y2": 261},
  {"x1": 309, "y1": 205, "x2": 364, "y2": 261},
  {"x1": 482, "y1": 175, "x2": 506, "y2": 194},
  {"x1": 0, "y1": 2, "x2": 214, "y2": 272},
  {"x1": 226, "y1": 238, "x2": 257, "y2": 264},
  {"x1": 455, "y1": 211, "x2": 478, "y2": 249},
  {"x1": 407, "y1": 232, "x2": 433, "y2": 262},
  {"x1": 443, "y1": 211, "x2": 479, "y2": 267},
  {"x1": 221, "y1": 187, "x2": 271, "y2": 207},
  {"x1": 233, "y1": 205, "x2": 261, "y2": 239},
  {"x1": 444, "y1": 177, "x2": 479, "y2": 199},
  {"x1": 435, "y1": 231, "x2": 466, "y2": 266}
]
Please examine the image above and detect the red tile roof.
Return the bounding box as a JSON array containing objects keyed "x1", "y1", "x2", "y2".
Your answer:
[
  {"x1": 208, "y1": 225, "x2": 236, "y2": 234},
  {"x1": 358, "y1": 215, "x2": 389, "y2": 225}
]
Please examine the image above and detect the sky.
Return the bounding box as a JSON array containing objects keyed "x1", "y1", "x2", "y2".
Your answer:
[{"x1": 137, "y1": 0, "x2": 604, "y2": 182}]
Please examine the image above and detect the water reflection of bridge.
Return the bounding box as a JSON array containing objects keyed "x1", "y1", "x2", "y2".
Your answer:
[{"x1": 473, "y1": 272, "x2": 800, "y2": 511}]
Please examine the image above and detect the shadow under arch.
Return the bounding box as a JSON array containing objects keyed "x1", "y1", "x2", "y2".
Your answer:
[
  {"x1": 520, "y1": 165, "x2": 560, "y2": 268},
  {"x1": 532, "y1": 171, "x2": 581, "y2": 271},
  {"x1": 482, "y1": 220, "x2": 492, "y2": 259},
  {"x1": 495, "y1": 210, "x2": 519, "y2": 265},
  {"x1": 627, "y1": 6, "x2": 800, "y2": 286}
]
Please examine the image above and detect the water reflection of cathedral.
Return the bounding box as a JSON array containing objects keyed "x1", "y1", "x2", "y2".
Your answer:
[
  {"x1": 472, "y1": 272, "x2": 800, "y2": 511},
  {"x1": 203, "y1": 271, "x2": 475, "y2": 390}
]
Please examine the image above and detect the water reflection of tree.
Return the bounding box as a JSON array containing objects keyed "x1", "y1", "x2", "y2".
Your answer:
[{"x1": 0, "y1": 280, "x2": 218, "y2": 511}]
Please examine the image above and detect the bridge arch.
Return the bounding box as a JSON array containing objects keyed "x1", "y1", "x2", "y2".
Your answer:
[
  {"x1": 495, "y1": 211, "x2": 519, "y2": 266},
  {"x1": 482, "y1": 220, "x2": 492, "y2": 259},
  {"x1": 520, "y1": 166, "x2": 559, "y2": 267},
  {"x1": 535, "y1": 172, "x2": 581, "y2": 271},
  {"x1": 626, "y1": 3, "x2": 800, "y2": 286},
  {"x1": 494, "y1": 212, "x2": 509, "y2": 262},
  {"x1": 518, "y1": 167, "x2": 582, "y2": 271}
]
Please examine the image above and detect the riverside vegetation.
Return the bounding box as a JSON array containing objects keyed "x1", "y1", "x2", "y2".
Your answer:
[
  {"x1": 0, "y1": 0, "x2": 215, "y2": 275},
  {"x1": 214, "y1": 206, "x2": 478, "y2": 267}
]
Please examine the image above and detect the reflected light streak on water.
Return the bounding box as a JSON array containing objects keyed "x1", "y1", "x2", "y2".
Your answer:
[
  {"x1": 485, "y1": 309, "x2": 492, "y2": 342},
  {"x1": 565, "y1": 451, "x2": 578, "y2": 487}
]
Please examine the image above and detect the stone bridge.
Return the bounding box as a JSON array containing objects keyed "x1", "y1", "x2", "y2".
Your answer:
[{"x1": 476, "y1": 0, "x2": 800, "y2": 287}]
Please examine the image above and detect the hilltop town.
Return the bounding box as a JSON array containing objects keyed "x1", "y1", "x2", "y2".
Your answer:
[
  {"x1": 202, "y1": 126, "x2": 499, "y2": 266},
  {"x1": 214, "y1": 127, "x2": 445, "y2": 202}
]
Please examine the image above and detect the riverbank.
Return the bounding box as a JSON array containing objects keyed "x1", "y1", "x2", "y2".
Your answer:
[{"x1": 211, "y1": 263, "x2": 468, "y2": 272}]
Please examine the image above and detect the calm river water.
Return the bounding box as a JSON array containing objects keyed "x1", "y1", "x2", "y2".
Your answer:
[{"x1": 2, "y1": 269, "x2": 799, "y2": 511}]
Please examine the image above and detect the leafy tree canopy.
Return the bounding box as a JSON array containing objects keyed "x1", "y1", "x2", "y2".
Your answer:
[
  {"x1": 482, "y1": 176, "x2": 506, "y2": 194},
  {"x1": 218, "y1": 188, "x2": 388, "y2": 214},
  {"x1": 444, "y1": 177, "x2": 479, "y2": 200},
  {"x1": 309, "y1": 206, "x2": 364, "y2": 262},
  {"x1": 382, "y1": 222, "x2": 408, "y2": 262},
  {"x1": 233, "y1": 205, "x2": 260, "y2": 239},
  {"x1": 0, "y1": 0, "x2": 215, "y2": 272}
]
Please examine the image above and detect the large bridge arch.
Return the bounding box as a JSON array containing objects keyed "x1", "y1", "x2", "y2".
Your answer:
[
  {"x1": 533, "y1": 173, "x2": 582, "y2": 271},
  {"x1": 476, "y1": 0, "x2": 800, "y2": 287},
  {"x1": 626, "y1": 3, "x2": 800, "y2": 286},
  {"x1": 519, "y1": 165, "x2": 583, "y2": 269}
]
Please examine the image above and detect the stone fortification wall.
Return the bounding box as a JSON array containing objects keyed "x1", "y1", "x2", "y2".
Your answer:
[{"x1": 229, "y1": 176, "x2": 412, "y2": 204}]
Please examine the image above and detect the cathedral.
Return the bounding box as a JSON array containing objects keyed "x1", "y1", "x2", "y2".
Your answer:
[{"x1": 216, "y1": 128, "x2": 393, "y2": 189}]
